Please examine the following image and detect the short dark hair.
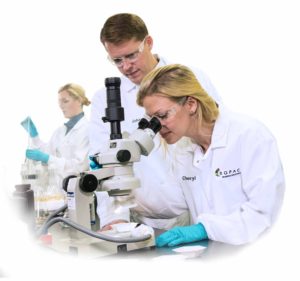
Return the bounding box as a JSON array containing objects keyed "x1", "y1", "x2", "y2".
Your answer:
[{"x1": 100, "y1": 13, "x2": 148, "y2": 45}]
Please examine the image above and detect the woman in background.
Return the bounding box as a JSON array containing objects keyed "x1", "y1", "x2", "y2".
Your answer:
[{"x1": 21, "y1": 83, "x2": 91, "y2": 188}]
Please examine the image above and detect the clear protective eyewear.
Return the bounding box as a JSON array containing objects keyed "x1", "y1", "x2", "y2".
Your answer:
[
  {"x1": 145, "y1": 96, "x2": 188, "y2": 122},
  {"x1": 108, "y1": 37, "x2": 147, "y2": 67},
  {"x1": 152, "y1": 107, "x2": 177, "y2": 122}
]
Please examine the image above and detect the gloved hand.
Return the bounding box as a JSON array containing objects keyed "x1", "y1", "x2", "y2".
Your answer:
[
  {"x1": 26, "y1": 149, "x2": 49, "y2": 164},
  {"x1": 156, "y1": 223, "x2": 208, "y2": 247},
  {"x1": 21, "y1": 116, "x2": 38, "y2": 137},
  {"x1": 89, "y1": 155, "x2": 102, "y2": 170}
]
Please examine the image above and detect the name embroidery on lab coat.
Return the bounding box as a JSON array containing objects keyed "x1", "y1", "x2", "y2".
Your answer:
[
  {"x1": 182, "y1": 176, "x2": 197, "y2": 181},
  {"x1": 215, "y1": 168, "x2": 241, "y2": 178}
]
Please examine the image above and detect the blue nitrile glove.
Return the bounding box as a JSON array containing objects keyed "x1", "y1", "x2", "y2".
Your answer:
[
  {"x1": 89, "y1": 155, "x2": 102, "y2": 170},
  {"x1": 156, "y1": 223, "x2": 208, "y2": 247},
  {"x1": 21, "y1": 116, "x2": 38, "y2": 137},
  {"x1": 26, "y1": 149, "x2": 49, "y2": 164}
]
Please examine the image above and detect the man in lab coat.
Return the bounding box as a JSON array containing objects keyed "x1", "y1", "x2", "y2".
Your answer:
[{"x1": 89, "y1": 13, "x2": 222, "y2": 230}]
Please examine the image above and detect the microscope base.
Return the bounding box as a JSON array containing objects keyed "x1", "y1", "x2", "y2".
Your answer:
[{"x1": 43, "y1": 224, "x2": 155, "y2": 258}]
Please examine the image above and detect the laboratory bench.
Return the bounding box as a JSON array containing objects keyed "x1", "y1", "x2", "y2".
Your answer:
[{"x1": 37, "y1": 223, "x2": 245, "y2": 261}]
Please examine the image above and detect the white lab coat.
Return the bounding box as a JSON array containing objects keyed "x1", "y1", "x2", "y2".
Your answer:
[
  {"x1": 172, "y1": 106, "x2": 285, "y2": 245},
  {"x1": 89, "y1": 55, "x2": 222, "y2": 229},
  {"x1": 31, "y1": 116, "x2": 90, "y2": 187}
]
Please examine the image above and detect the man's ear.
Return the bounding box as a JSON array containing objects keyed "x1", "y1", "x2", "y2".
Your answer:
[{"x1": 145, "y1": 35, "x2": 153, "y2": 50}]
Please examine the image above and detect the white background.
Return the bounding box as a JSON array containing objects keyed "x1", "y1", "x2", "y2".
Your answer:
[{"x1": 0, "y1": 0, "x2": 299, "y2": 279}]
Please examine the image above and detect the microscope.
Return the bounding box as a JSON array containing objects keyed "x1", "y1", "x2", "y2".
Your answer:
[
  {"x1": 66, "y1": 77, "x2": 161, "y2": 231},
  {"x1": 45, "y1": 77, "x2": 161, "y2": 257}
]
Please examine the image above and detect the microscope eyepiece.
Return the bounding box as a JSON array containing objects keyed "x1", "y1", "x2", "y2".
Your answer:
[
  {"x1": 137, "y1": 117, "x2": 161, "y2": 133},
  {"x1": 138, "y1": 118, "x2": 150, "y2": 130},
  {"x1": 148, "y1": 117, "x2": 162, "y2": 134}
]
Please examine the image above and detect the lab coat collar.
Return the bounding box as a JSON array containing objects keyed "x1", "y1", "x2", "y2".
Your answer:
[
  {"x1": 122, "y1": 76, "x2": 137, "y2": 93},
  {"x1": 211, "y1": 105, "x2": 230, "y2": 149},
  {"x1": 64, "y1": 112, "x2": 84, "y2": 135}
]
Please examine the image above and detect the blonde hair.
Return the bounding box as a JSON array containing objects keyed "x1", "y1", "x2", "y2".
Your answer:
[
  {"x1": 58, "y1": 83, "x2": 91, "y2": 106},
  {"x1": 137, "y1": 64, "x2": 219, "y2": 124}
]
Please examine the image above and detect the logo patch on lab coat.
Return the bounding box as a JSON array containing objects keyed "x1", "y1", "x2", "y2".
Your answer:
[{"x1": 215, "y1": 168, "x2": 241, "y2": 178}]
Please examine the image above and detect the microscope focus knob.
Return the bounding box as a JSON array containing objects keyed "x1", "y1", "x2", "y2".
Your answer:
[
  {"x1": 79, "y1": 174, "x2": 98, "y2": 193},
  {"x1": 116, "y1": 149, "x2": 131, "y2": 162}
]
